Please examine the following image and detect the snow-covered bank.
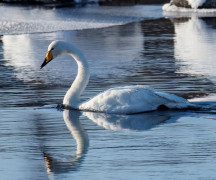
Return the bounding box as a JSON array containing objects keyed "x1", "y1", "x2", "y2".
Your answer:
[
  {"x1": 187, "y1": 0, "x2": 206, "y2": 8},
  {"x1": 167, "y1": 0, "x2": 216, "y2": 9},
  {"x1": 163, "y1": 3, "x2": 216, "y2": 13}
]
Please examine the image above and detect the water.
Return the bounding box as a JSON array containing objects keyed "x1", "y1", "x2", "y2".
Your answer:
[{"x1": 1, "y1": 4, "x2": 216, "y2": 180}]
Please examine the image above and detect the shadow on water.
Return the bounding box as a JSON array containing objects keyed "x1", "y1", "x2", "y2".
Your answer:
[{"x1": 42, "y1": 110, "x2": 89, "y2": 174}]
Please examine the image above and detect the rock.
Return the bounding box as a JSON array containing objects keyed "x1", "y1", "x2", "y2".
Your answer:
[{"x1": 170, "y1": 0, "x2": 191, "y2": 8}]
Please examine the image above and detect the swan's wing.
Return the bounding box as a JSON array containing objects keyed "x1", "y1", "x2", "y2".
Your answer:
[
  {"x1": 153, "y1": 90, "x2": 190, "y2": 109},
  {"x1": 79, "y1": 85, "x2": 189, "y2": 114}
]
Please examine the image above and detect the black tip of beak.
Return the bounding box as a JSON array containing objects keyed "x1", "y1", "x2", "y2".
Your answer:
[{"x1": 40, "y1": 59, "x2": 48, "y2": 69}]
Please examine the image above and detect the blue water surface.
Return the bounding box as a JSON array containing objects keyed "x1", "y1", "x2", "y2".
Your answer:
[{"x1": 0, "y1": 4, "x2": 216, "y2": 180}]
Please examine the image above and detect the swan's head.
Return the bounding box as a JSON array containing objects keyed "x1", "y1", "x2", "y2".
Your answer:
[{"x1": 40, "y1": 41, "x2": 66, "y2": 69}]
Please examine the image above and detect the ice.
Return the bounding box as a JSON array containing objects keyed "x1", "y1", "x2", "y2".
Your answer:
[{"x1": 0, "y1": 5, "x2": 162, "y2": 35}]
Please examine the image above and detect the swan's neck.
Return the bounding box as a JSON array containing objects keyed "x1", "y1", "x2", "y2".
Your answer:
[{"x1": 63, "y1": 44, "x2": 90, "y2": 108}]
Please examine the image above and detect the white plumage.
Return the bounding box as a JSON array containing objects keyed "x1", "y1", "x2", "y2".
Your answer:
[
  {"x1": 41, "y1": 41, "x2": 192, "y2": 114},
  {"x1": 80, "y1": 85, "x2": 189, "y2": 114}
]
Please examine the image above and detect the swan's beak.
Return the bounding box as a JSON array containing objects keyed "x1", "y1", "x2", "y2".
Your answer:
[{"x1": 40, "y1": 50, "x2": 53, "y2": 69}]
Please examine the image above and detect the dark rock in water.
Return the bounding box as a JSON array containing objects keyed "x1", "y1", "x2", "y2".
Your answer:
[
  {"x1": 170, "y1": 0, "x2": 191, "y2": 8},
  {"x1": 170, "y1": 0, "x2": 216, "y2": 9}
]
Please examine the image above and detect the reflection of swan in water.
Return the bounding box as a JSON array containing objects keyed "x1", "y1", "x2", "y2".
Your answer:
[
  {"x1": 63, "y1": 110, "x2": 89, "y2": 155},
  {"x1": 83, "y1": 111, "x2": 178, "y2": 131},
  {"x1": 44, "y1": 110, "x2": 89, "y2": 174},
  {"x1": 41, "y1": 41, "x2": 193, "y2": 114}
]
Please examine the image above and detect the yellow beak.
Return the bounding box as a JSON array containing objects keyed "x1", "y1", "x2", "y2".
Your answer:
[{"x1": 40, "y1": 50, "x2": 53, "y2": 69}]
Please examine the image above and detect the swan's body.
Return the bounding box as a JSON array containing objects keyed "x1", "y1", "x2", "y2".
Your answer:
[
  {"x1": 80, "y1": 85, "x2": 189, "y2": 114},
  {"x1": 41, "y1": 41, "x2": 192, "y2": 114}
]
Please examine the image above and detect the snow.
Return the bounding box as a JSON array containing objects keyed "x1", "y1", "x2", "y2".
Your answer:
[
  {"x1": 163, "y1": 3, "x2": 216, "y2": 13},
  {"x1": 187, "y1": 0, "x2": 206, "y2": 9}
]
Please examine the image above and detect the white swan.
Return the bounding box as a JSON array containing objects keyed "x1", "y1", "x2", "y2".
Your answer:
[{"x1": 41, "y1": 41, "x2": 192, "y2": 114}]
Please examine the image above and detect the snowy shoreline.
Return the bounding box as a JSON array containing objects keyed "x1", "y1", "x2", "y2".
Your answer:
[{"x1": 169, "y1": 0, "x2": 216, "y2": 9}]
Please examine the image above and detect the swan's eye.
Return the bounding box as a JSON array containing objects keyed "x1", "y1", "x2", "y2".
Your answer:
[{"x1": 51, "y1": 48, "x2": 54, "y2": 51}]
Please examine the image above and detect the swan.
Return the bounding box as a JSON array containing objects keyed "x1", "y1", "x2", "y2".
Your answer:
[{"x1": 40, "y1": 41, "x2": 192, "y2": 114}]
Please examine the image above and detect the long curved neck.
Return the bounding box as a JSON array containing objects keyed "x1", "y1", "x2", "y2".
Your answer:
[{"x1": 63, "y1": 43, "x2": 90, "y2": 108}]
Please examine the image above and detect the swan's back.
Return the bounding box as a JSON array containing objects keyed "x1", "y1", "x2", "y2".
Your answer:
[{"x1": 79, "y1": 85, "x2": 190, "y2": 114}]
